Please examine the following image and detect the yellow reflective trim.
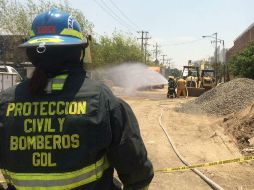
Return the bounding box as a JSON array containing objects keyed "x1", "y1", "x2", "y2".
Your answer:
[
  {"x1": 5, "y1": 157, "x2": 110, "y2": 190},
  {"x1": 4, "y1": 156, "x2": 108, "y2": 181},
  {"x1": 28, "y1": 38, "x2": 64, "y2": 44},
  {"x1": 12, "y1": 170, "x2": 106, "y2": 190},
  {"x1": 64, "y1": 169, "x2": 106, "y2": 190},
  {"x1": 29, "y1": 30, "x2": 35, "y2": 37},
  {"x1": 54, "y1": 74, "x2": 68, "y2": 80},
  {"x1": 1, "y1": 170, "x2": 10, "y2": 183},
  {"x1": 52, "y1": 83, "x2": 64, "y2": 90},
  {"x1": 60, "y1": 28, "x2": 84, "y2": 40}
]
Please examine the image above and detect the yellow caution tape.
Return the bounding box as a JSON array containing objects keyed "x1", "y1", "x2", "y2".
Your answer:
[{"x1": 156, "y1": 155, "x2": 254, "y2": 173}]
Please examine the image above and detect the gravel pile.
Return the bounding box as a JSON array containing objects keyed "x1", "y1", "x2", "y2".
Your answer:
[{"x1": 179, "y1": 78, "x2": 254, "y2": 116}]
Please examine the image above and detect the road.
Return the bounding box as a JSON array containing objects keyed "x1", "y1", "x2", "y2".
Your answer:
[{"x1": 122, "y1": 88, "x2": 254, "y2": 190}]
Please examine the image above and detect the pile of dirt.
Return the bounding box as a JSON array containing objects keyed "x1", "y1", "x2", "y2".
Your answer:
[
  {"x1": 179, "y1": 78, "x2": 254, "y2": 116},
  {"x1": 223, "y1": 103, "x2": 254, "y2": 155}
]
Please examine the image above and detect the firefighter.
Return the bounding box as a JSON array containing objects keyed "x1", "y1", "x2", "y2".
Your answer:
[
  {"x1": 176, "y1": 78, "x2": 187, "y2": 98},
  {"x1": 0, "y1": 8, "x2": 153, "y2": 190},
  {"x1": 167, "y1": 76, "x2": 176, "y2": 98}
]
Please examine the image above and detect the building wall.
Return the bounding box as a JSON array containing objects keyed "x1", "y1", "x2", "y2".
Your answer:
[
  {"x1": 226, "y1": 23, "x2": 254, "y2": 61},
  {"x1": 0, "y1": 35, "x2": 27, "y2": 64}
]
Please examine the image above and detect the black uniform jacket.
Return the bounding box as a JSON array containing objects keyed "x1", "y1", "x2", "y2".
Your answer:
[{"x1": 0, "y1": 68, "x2": 154, "y2": 190}]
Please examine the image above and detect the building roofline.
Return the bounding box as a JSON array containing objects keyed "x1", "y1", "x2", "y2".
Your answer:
[{"x1": 234, "y1": 22, "x2": 254, "y2": 43}]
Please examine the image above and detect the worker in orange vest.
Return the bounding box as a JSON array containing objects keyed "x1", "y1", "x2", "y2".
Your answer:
[{"x1": 177, "y1": 78, "x2": 187, "y2": 98}]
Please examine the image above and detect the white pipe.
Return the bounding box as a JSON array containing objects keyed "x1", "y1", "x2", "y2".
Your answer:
[{"x1": 158, "y1": 110, "x2": 224, "y2": 190}]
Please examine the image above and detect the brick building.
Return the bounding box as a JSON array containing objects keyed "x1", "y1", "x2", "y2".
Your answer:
[{"x1": 226, "y1": 23, "x2": 254, "y2": 61}]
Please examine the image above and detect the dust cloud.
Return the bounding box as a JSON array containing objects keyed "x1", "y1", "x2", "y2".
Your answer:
[{"x1": 90, "y1": 63, "x2": 168, "y2": 96}]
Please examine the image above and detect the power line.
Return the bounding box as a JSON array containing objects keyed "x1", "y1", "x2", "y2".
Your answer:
[
  {"x1": 108, "y1": 0, "x2": 140, "y2": 30},
  {"x1": 94, "y1": 0, "x2": 131, "y2": 30},
  {"x1": 100, "y1": 0, "x2": 135, "y2": 30},
  {"x1": 94, "y1": 0, "x2": 135, "y2": 32}
]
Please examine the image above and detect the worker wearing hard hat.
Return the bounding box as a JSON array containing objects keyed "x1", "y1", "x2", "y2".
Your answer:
[
  {"x1": 177, "y1": 78, "x2": 187, "y2": 98},
  {"x1": 167, "y1": 76, "x2": 177, "y2": 98}
]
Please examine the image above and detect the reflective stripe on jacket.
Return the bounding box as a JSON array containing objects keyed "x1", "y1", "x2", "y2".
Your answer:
[{"x1": 2, "y1": 156, "x2": 109, "y2": 190}]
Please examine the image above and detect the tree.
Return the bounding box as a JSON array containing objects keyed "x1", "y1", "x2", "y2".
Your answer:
[
  {"x1": 169, "y1": 68, "x2": 182, "y2": 78},
  {"x1": 228, "y1": 42, "x2": 254, "y2": 79},
  {"x1": 0, "y1": 0, "x2": 93, "y2": 64},
  {"x1": 88, "y1": 32, "x2": 143, "y2": 69},
  {"x1": 0, "y1": 0, "x2": 93, "y2": 38}
]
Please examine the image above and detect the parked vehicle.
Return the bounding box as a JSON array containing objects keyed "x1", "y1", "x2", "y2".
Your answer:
[{"x1": 0, "y1": 65, "x2": 22, "y2": 92}]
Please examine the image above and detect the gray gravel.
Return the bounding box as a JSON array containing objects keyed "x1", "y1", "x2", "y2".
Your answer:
[{"x1": 178, "y1": 78, "x2": 254, "y2": 116}]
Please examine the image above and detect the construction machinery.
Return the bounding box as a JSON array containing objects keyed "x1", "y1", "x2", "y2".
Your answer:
[
  {"x1": 200, "y1": 69, "x2": 216, "y2": 91},
  {"x1": 182, "y1": 66, "x2": 205, "y2": 97}
]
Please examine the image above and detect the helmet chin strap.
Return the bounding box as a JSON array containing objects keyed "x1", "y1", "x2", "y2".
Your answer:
[
  {"x1": 80, "y1": 48, "x2": 85, "y2": 64},
  {"x1": 80, "y1": 36, "x2": 90, "y2": 64}
]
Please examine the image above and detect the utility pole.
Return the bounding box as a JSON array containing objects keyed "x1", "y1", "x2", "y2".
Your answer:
[
  {"x1": 211, "y1": 33, "x2": 224, "y2": 83},
  {"x1": 144, "y1": 32, "x2": 151, "y2": 64},
  {"x1": 214, "y1": 32, "x2": 218, "y2": 82},
  {"x1": 161, "y1": 54, "x2": 167, "y2": 65},
  {"x1": 137, "y1": 31, "x2": 150, "y2": 63},
  {"x1": 203, "y1": 33, "x2": 224, "y2": 84},
  {"x1": 220, "y1": 40, "x2": 226, "y2": 82},
  {"x1": 144, "y1": 41, "x2": 149, "y2": 64},
  {"x1": 166, "y1": 59, "x2": 171, "y2": 76},
  {"x1": 166, "y1": 59, "x2": 171, "y2": 69},
  {"x1": 153, "y1": 43, "x2": 159, "y2": 64},
  {"x1": 137, "y1": 31, "x2": 145, "y2": 53}
]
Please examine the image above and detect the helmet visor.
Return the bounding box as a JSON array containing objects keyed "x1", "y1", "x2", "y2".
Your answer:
[{"x1": 19, "y1": 35, "x2": 87, "y2": 48}]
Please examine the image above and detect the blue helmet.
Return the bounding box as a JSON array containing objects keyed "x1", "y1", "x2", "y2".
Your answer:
[{"x1": 20, "y1": 8, "x2": 87, "y2": 48}]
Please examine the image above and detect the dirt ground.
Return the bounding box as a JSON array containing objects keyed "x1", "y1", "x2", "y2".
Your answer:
[
  {"x1": 122, "y1": 88, "x2": 254, "y2": 190},
  {"x1": 223, "y1": 103, "x2": 254, "y2": 155},
  {"x1": 1, "y1": 88, "x2": 254, "y2": 190}
]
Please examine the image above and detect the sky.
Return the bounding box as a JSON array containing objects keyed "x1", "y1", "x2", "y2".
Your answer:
[{"x1": 20, "y1": 0, "x2": 254, "y2": 69}]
